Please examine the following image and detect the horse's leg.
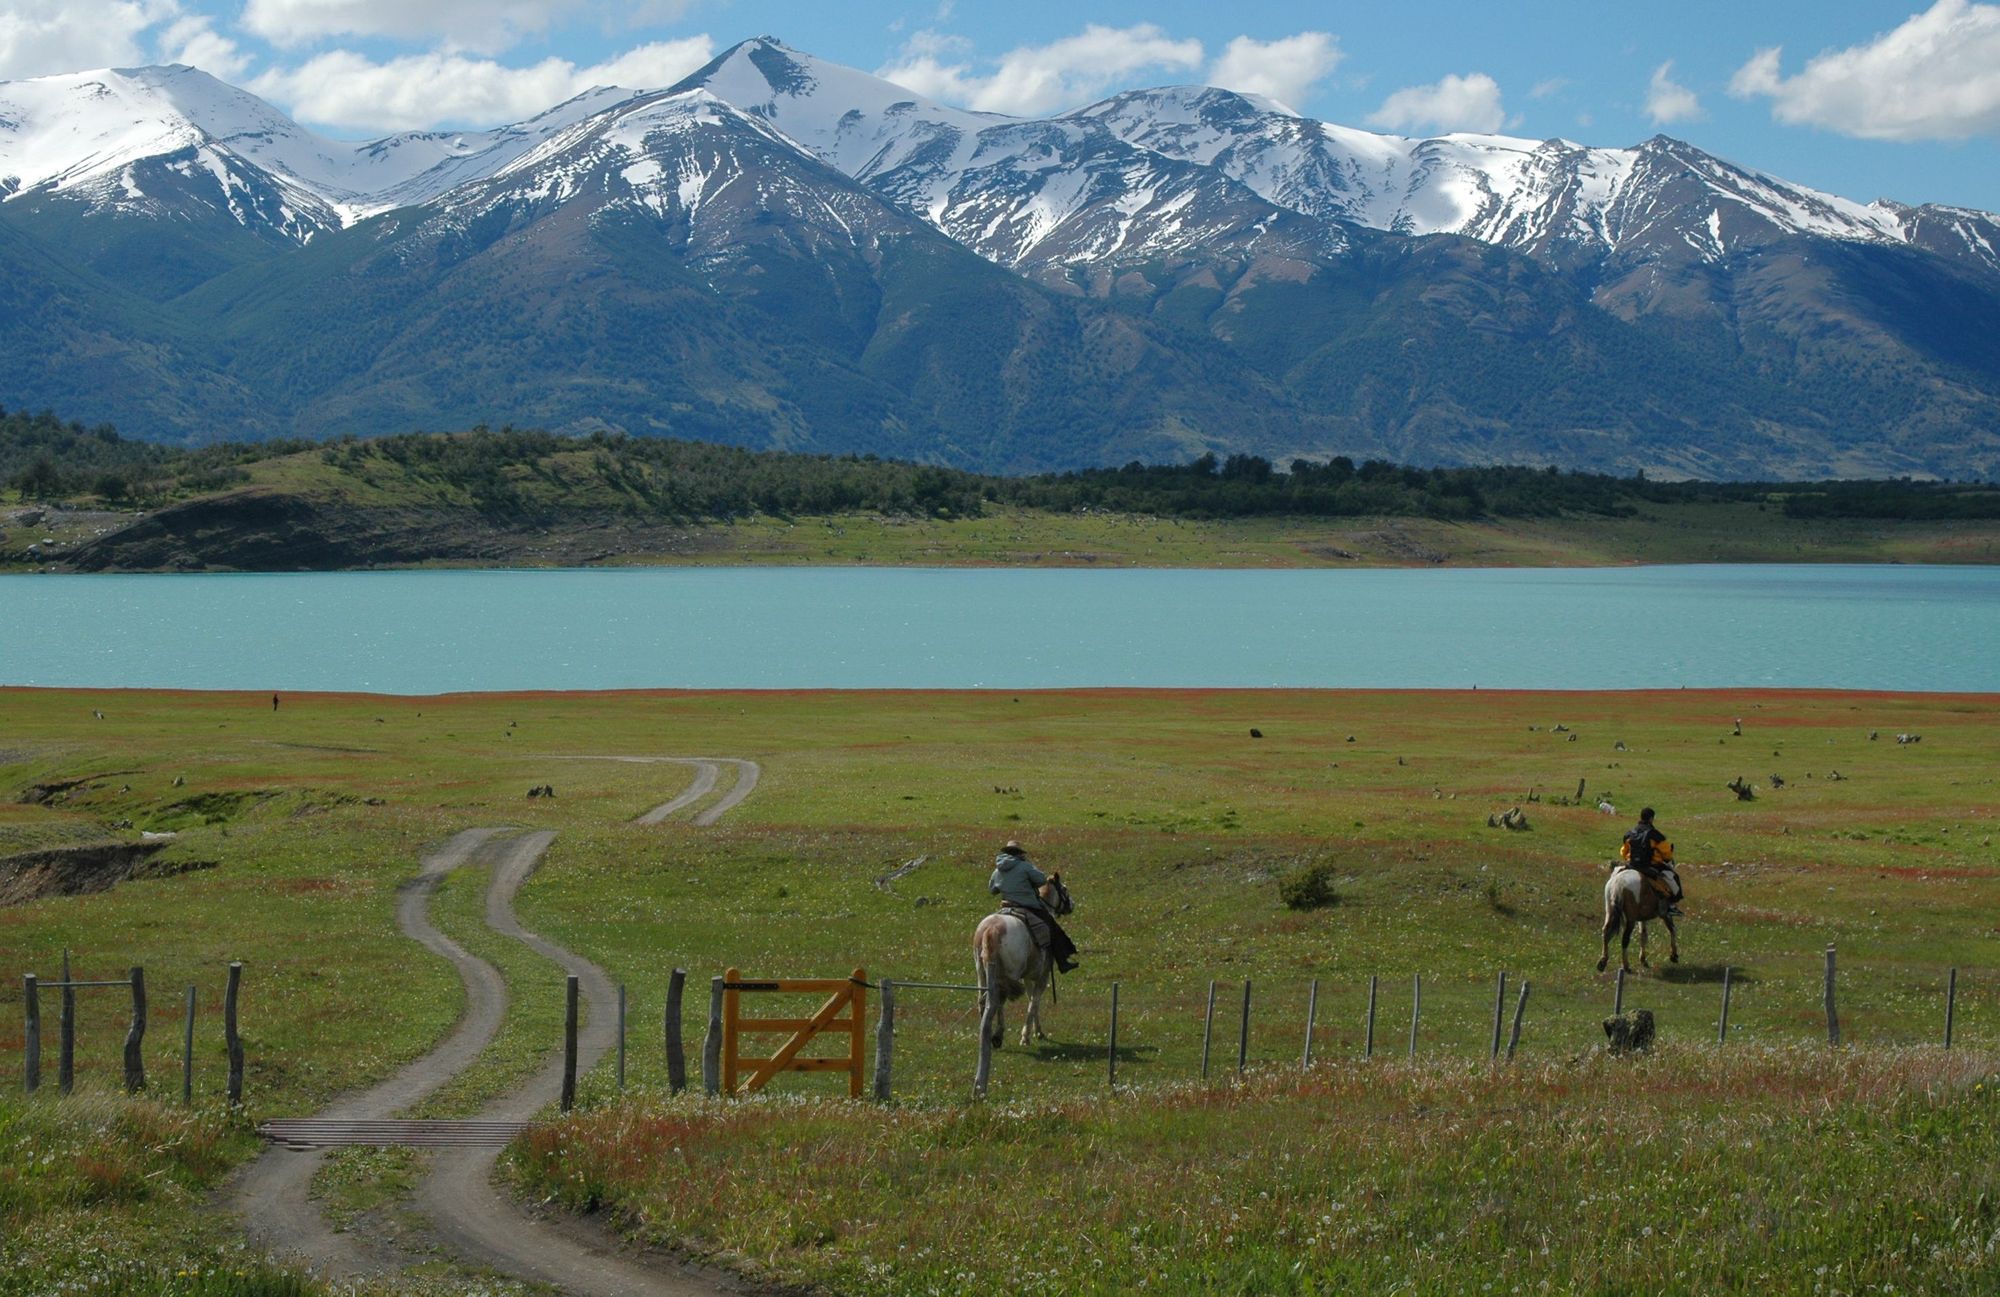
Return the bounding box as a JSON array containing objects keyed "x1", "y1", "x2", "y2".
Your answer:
[
  {"x1": 1022, "y1": 964, "x2": 1048, "y2": 1044},
  {"x1": 1620, "y1": 916, "x2": 1635, "y2": 974},
  {"x1": 1661, "y1": 913, "x2": 1680, "y2": 964},
  {"x1": 1639, "y1": 918, "x2": 1651, "y2": 970},
  {"x1": 1598, "y1": 904, "x2": 1618, "y2": 972}
]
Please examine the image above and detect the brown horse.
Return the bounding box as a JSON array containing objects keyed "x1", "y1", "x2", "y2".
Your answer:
[
  {"x1": 1597, "y1": 866, "x2": 1679, "y2": 973},
  {"x1": 972, "y1": 873, "x2": 1072, "y2": 1047}
]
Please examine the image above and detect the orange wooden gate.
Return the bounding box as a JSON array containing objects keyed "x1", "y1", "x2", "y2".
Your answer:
[{"x1": 721, "y1": 966, "x2": 868, "y2": 1096}]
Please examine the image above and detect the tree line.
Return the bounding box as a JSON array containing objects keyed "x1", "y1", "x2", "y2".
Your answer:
[{"x1": 5, "y1": 409, "x2": 1996, "y2": 523}]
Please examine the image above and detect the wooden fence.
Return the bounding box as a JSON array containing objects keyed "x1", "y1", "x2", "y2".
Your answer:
[{"x1": 18, "y1": 951, "x2": 243, "y2": 1104}]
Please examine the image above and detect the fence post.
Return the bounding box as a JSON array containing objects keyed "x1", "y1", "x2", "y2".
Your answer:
[
  {"x1": 1237, "y1": 980, "x2": 1252, "y2": 1074},
  {"x1": 1489, "y1": 971, "x2": 1506, "y2": 1061},
  {"x1": 560, "y1": 975, "x2": 579, "y2": 1112},
  {"x1": 1108, "y1": 982, "x2": 1120, "y2": 1088},
  {"x1": 975, "y1": 997, "x2": 996, "y2": 1099},
  {"x1": 665, "y1": 969, "x2": 687, "y2": 1094},
  {"x1": 1718, "y1": 966, "x2": 1733, "y2": 1044},
  {"x1": 1824, "y1": 946, "x2": 1840, "y2": 1047},
  {"x1": 1505, "y1": 981, "x2": 1529, "y2": 1061},
  {"x1": 1944, "y1": 968, "x2": 1957, "y2": 1049},
  {"x1": 873, "y1": 979, "x2": 895, "y2": 1101},
  {"x1": 23, "y1": 975, "x2": 39, "y2": 1095},
  {"x1": 124, "y1": 966, "x2": 146, "y2": 1094},
  {"x1": 1200, "y1": 980, "x2": 1216, "y2": 1079},
  {"x1": 59, "y1": 949, "x2": 74, "y2": 1096},
  {"x1": 701, "y1": 976, "x2": 723, "y2": 1096},
  {"x1": 224, "y1": 962, "x2": 243, "y2": 1106},
  {"x1": 721, "y1": 967, "x2": 742, "y2": 1095},
  {"x1": 1409, "y1": 974, "x2": 1421, "y2": 1059},
  {"x1": 182, "y1": 985, "x2": 196, "y2": 1104},
  {"x1": 1614, "y1": 966, "x2": 1626, "y2": 1017},
  {"x1": 848, "y1": 968, "x2": 868, "y2": 1100},
  {"x1": 1302, "y1": 979, "x2": 1318, "y2": 1068},
  {"x1": 1365, "y1": 974, "x2": 1377, "y2": 1059},
  {"x1": 615, "y1": 984, "x2": 626, "y2": 1093}
]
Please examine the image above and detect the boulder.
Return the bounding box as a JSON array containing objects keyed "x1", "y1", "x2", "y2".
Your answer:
[{"x1": 1602, "y1": 1009, "x2": 1656, "y2": 1055}]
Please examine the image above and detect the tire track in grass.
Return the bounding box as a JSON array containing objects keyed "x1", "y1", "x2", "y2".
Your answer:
[
  {"x1": 543, "y1": 755, "x2": 762, "y2": 826},
  {"x1": 236, "y1": 760, "x2": 760, "y2": 1293},
  {"x1": 234, "y1": 827, "x2": 509, "y2": 1278}
]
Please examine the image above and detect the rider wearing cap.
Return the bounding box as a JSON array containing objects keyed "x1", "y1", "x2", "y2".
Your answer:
[{"x1": 990, "y1": 839, "x2": 1079, "y2": 972}]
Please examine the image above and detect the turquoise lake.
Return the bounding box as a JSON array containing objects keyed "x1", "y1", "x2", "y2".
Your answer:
[{"x1": 0, "y1": 565, "x2": 1995, "y2": 693}]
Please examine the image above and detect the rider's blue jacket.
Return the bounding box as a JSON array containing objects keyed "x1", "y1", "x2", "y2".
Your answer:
[{"x1": 990, "y1": 852, "x2": 1049, "y2": 908}]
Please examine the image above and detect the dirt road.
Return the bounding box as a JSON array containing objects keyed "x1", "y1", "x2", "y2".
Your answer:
[{"x1": 234, "y1": 760, "x2": 763, "y2": 1294}]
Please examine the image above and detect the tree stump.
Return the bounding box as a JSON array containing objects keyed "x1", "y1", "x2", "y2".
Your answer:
[{"x1": 1602, "y1": 1009, "x2": 1655, "y2": 1055}]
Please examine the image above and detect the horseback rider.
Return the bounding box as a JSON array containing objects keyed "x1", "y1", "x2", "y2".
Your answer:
[
  {"x1": 990, "y1": 839, "x2": 1079, "y2": 972},
  {"x1": 1621, "y1": 807, "x2": 1682, "y2": 916}
]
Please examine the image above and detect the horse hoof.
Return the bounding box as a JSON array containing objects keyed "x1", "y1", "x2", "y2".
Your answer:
[
  {"x1": 1595, "y1": 958, "x2": 1607, "y2": 973},
  {"x1": 1671, "y1": 953, "x2": 1680, "y2": 964}
]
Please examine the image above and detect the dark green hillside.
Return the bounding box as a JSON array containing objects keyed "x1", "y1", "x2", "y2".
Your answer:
[
  {"x1": 1108, "y1": 232, "x2": 2000, "y2": 481},
  {"x1": 0, "y1": 218, "x2": 268, "y2": 444}
]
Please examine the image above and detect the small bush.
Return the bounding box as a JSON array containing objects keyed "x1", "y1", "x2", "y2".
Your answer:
[{"x1": 1277, "y1": 862, "x2": 1340, "y2": 911}]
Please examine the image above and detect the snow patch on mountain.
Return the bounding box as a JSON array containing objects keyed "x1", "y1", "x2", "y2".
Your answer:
[{"x1": 0, "y1": 65, "x2": 641, "y2": 231}]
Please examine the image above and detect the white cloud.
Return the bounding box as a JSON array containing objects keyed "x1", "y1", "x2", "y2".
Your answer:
[
  {"x1": 1644, "y1": 60, "x2": 1701, "y2": 124},
  {"x1": 879, "y1": 23, "x2": 1203, "y2": 116},
  {"x1": 1206, "y1": 32, "x2": 1340, "y2": 113},
  {"x1": 0, "y1": 0, "x2": 171, "y2": 79},
  {"x1": 157, "y1": 15, "x2": 251, "y2": 80},
  {"x1": 1529, "y1": 77, "x2": 1569, "y2": 101},
  {"x1": 1728, "y1": 0, "x2": 2000, "y2": 141},
  {"x1": 1367, "y1": 72, "x2": 1506, "y2": 134},
  {"x1": 250, "y1": 37, "x2": 715, "y2": 132},
  {"x1": 241, "y1": 0, "x2": 571, "y2": 54}
]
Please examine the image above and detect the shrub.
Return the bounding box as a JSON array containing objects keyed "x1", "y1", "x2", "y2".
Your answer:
[{"x1": 1277, "y1": 861, "x2": 1340, "y2": 910}]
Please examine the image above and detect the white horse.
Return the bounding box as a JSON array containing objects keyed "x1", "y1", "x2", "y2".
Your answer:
[
  {"x1": 973, "y1": 873, "x2": 1072, "y2": 1048},
  {"x1": 1597, "y1": 866, "x2": 1680, "y2": 974}
]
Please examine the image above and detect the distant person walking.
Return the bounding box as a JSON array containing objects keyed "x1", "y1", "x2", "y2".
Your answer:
[{"x1": 272, "y1": 693, "x2": 280, "y2": 711}]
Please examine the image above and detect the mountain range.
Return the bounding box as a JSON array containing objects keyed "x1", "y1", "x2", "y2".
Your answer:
[{"x1": 3, "y1": 37, "x2": 1999, "y2": 478}]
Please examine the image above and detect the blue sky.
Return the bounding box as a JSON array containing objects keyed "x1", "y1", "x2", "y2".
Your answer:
[{"x1": 7, "y1": 0, "x2": 2000, "y2": 211}]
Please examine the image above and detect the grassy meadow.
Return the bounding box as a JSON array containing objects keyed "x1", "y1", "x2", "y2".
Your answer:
[{"x1": 1, "y1": 686, "x2": 1997, "y2": 1293}]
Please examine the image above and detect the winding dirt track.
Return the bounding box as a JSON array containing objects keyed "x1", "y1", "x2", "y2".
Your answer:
[{"x1": 234, "y1": 759, "x2": 762, "y2": 1295}]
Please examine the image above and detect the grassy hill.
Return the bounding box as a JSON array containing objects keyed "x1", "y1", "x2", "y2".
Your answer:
[{"x1": 6, "y1": 416, "x2": 2000, "y2": 571}]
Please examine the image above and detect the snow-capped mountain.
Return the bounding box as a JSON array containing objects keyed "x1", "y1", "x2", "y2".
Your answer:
[
  {"x1": 672, "y1": 42, "x2": 1348, "y2": 278},
  {"x1": 3, "y1": 37, "x2": 1999, "y2": 479},
  {"x1": 419, "y1": 85, "x2": 934, "y2": 265},
  {"x1": 1074, "y1": 86, "x2": 1930, "y2": 268},
  {"x1": 674, "y1": 41, "x2": 1996, "y2": 281},
  {"x1": 0, "y1": 64, "x2": 638, "y2": 232},
  {"x1": 6, "y1": 41, "x2": 1994, "y2": 278}
]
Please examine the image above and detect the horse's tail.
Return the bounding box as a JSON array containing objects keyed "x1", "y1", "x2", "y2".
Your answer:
[{"x1": 974, "y1": 916, "x2": 1022, "y2": 1002}]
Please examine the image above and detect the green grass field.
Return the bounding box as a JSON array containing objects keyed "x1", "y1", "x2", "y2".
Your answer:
[{"x1": 1, "y1": 687, "x2": 1996, "y2": 1293}]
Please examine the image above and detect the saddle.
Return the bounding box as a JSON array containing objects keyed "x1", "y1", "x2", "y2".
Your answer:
[
  {"x1": 1000, "y1": 902, "x2": 1051, "y2": 951},
  {"x1": 1639, "y1": 866, "x2": 1682, "y2": 903}
]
